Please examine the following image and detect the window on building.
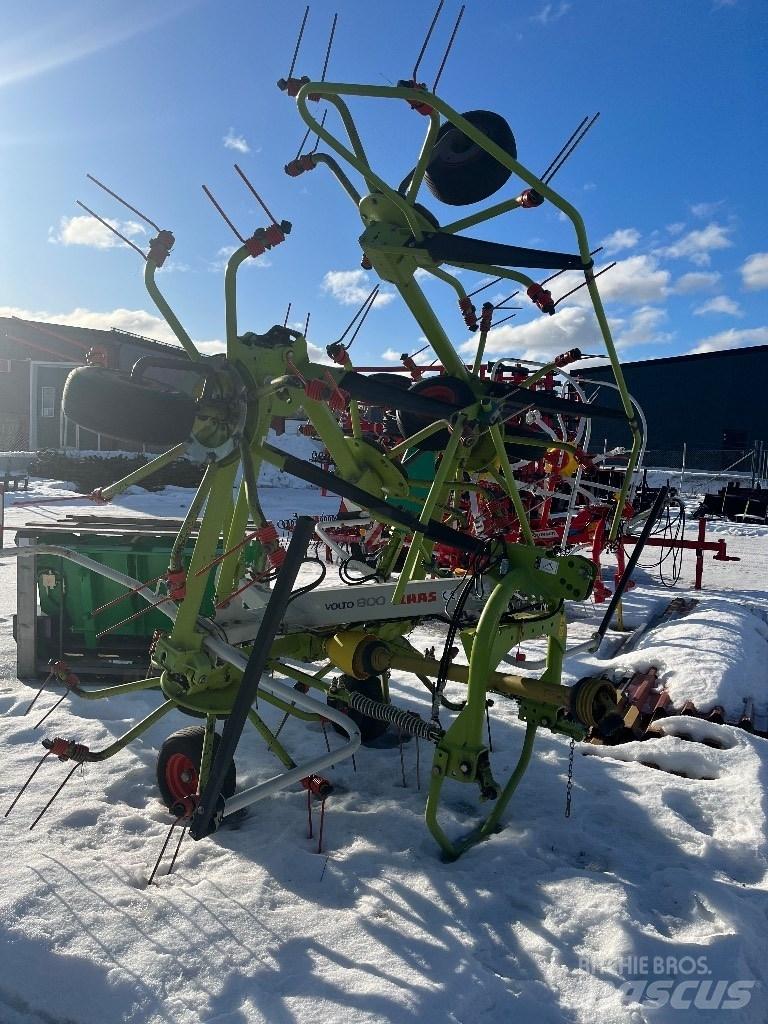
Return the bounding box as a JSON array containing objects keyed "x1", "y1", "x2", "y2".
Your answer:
[{"x1": 40, "y1": 386, "x2": 56, "y2": 418}]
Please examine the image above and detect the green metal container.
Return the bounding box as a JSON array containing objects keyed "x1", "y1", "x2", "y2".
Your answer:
[{"x1": 15, "y1": 521, "x2": 258, "y2": 675}]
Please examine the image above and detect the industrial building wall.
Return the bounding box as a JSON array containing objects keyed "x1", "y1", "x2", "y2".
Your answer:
[{"x1": 576, "y1": 346, "x2": 768, "y2": 460}]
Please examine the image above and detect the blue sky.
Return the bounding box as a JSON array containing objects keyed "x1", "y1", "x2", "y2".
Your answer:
[{"x1": 1, "y1": 0, "x2": 765, "y2": 368}]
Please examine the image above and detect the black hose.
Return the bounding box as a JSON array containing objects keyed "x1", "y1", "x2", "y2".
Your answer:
[
  {"x1": 638, "y1": 496, "x2": 686, "y2": 588},
  {"x1": 285, "y1": 557, "x2": 327, "y2": 604},
  {"x1": 595, "y1": 485, "x2": 669, "y2": 644}
]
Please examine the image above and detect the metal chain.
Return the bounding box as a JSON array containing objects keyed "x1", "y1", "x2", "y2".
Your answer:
[
  {"x1": 484, "y1": 700, "x2": 494, "y2": 752},
  {"x1": 564, "y1": 737, "x2": 575, "y2": 818}
]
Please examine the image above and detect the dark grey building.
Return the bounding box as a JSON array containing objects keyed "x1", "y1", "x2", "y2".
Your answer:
[{"x1": 574, "y1": 344, "x2": 768, "y2": 468}]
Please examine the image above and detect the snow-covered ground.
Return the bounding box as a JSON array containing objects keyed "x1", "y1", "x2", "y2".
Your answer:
[{"x1": 1, "y1": 478, "x2": 767, "y2": 1024}]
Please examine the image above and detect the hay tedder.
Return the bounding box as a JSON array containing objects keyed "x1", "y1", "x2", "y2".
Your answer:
[{"x1": 8, "y1": 7, "x2": 660, "y2": 864}]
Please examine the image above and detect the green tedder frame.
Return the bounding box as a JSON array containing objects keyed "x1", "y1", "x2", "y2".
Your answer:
[{"x1": 14, "y1": 79, "x2": 640, "y2": 860}]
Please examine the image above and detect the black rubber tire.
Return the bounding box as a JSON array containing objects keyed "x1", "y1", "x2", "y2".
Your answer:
[
  {"x1": 425, "y1": 110, "x2": 517, "y2": 207},
  {"x1": 412, "y1": 202, "x2": 440, "y2": 230},
  {"x1": 328, "y1": 674, "x2": 391, "y2": 744},
  {"x1": 366, "y1": 372, "x2": 412, "y2": 391},
  {"x1": 364, "y1": 372, "x2": 412, "y2": 415},
  {"x1": 396, "y1": 376, "x2": 475, "y2": 451},
  {"x1": 62, "y1": 366, "x2": 196, "y2": 447},
  {"x1": 156, "y1": 726, "x2": 236, "y2": 811}
]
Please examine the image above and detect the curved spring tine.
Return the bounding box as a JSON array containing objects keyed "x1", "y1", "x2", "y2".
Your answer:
[
  {"x1": 5, "y1": 750, "x2": 52, "y2": 817},
  {"x1": 29, "y1": 761, "x2": 81, "y2": 830}
]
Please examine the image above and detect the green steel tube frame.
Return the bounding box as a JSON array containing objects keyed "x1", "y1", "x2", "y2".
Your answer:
[
  {"x1": 35, "y1": 76, "x2": 638, "y2": 858},
  {"x1": 294, "y1": 80, "x2": 642, "y2": 540}
]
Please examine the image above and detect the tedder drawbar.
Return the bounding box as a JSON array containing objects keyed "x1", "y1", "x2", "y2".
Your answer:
[{"x1": 7, "y1": 7, "x2": 655, "y2": 866}]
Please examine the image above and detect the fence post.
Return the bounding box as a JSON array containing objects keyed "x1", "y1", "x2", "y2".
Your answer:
[
  {"x1": 679, "y1": 442, "x2": 687, "y2": 492},
  {"x1": 695, "y1": 518, "x2": 706, "y2": 589},
  {"x1": 754, "y1": 439, "x2": 764, "y2": 487}
]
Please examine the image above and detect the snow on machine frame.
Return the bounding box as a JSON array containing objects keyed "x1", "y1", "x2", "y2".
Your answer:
[{"x1": 9, "y1": 5, "x2": 651, "y2": 862}]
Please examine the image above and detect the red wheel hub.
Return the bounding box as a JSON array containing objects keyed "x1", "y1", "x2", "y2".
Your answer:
[
  {"x1": 419, "y1": 383, "x2": 459, "y2": 405},
  {"x1": 164, "y1": 753, "x2": 199, "y2": 800}
]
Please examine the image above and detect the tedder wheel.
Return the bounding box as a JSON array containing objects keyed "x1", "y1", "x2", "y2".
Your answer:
[
  {"x1": 365, "y1": 372, "x2": 412, "y2": 394},
  {"x1": 425, "y1": 110, "x2": 517, "y2": 207},
  {"x1": 62, "y1": 366, "x2": 196, "y2": 447},
  {"x1": 396, "y1": 375, "x2": 475, "y2": 451},
  {"x1": 156, "y1": 726, "x2": 236, "y2": 811},
  {"x1": 328, "y1": 674, "x2": 391, "y2": 745}
]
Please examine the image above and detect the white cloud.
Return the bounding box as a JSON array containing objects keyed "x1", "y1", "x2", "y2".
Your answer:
[
  {"x1": 688, "y1": 326, "x2": 768, "y2": 355},
  {"x1": 693, "y1": 294, "x2": 743, "y2": 317},
  {"x1": 599, "y1": 228, "x2": 640, "y2": 254},
  {"x1": 458, "y1": 292, "x2": 676, "y2": 364},
  {"x1": 690, "y1": 200, "x2": 724, "y2": 218},
  {"x1": 615, "y1": 306, "x2": 672, "y2": 346},
  {"x1": 49, "y1": 214, "x2": 146, "y2": 249},
  {"x1": 552, "y1": 255, "x2": 670, "y2": 308},
  {"x1": 741, "y1": 252, "x2": 768, "y2": 291},
  {"x1": 597, "y1": 255, "x2": 670, "y2": 304},
  {"x1": 655, "y1": 222, "x2": 732, "y2": 265},
  {"x1": 223, "y1": 129, "x2": 250, "y2": 154},
  {"x1": 459, "y1": 306, "x2": 612, "y2": 362},
  {"x1": 322, "y1": 269, "x2": 395, "y2": 307},
  {"x1": 490, "y1": 291, "x2": 517, "y2": 306},
  {"x1": 383, "y1": 342, "x2": 436, "y2": 364},
  {"x1": 672, "y1": 271, "x2": 721, "y2": 294},
  {"x1": 0, "y1": 304, "x2": 223, "y2": 354},
  {"x1": 666, "y1": 222, "x2": 685, "y2": 236},
  {"x1": 531, "y1": 2, "x2": 571, "y2": 24},
  {"x1": 306, "y1": 340, "x2": 334, "y2": 365},
  {"x1": 208, "y1": 244, "x2": 271, "y2": 272},
  {"x1": 486, "y1": 257, "x2": 669, "y2": 368}
]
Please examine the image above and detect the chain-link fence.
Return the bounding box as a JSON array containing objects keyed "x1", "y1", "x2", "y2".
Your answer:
[{"x1": 641, "y1": 442, "x2": 768, "y2": 494}]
